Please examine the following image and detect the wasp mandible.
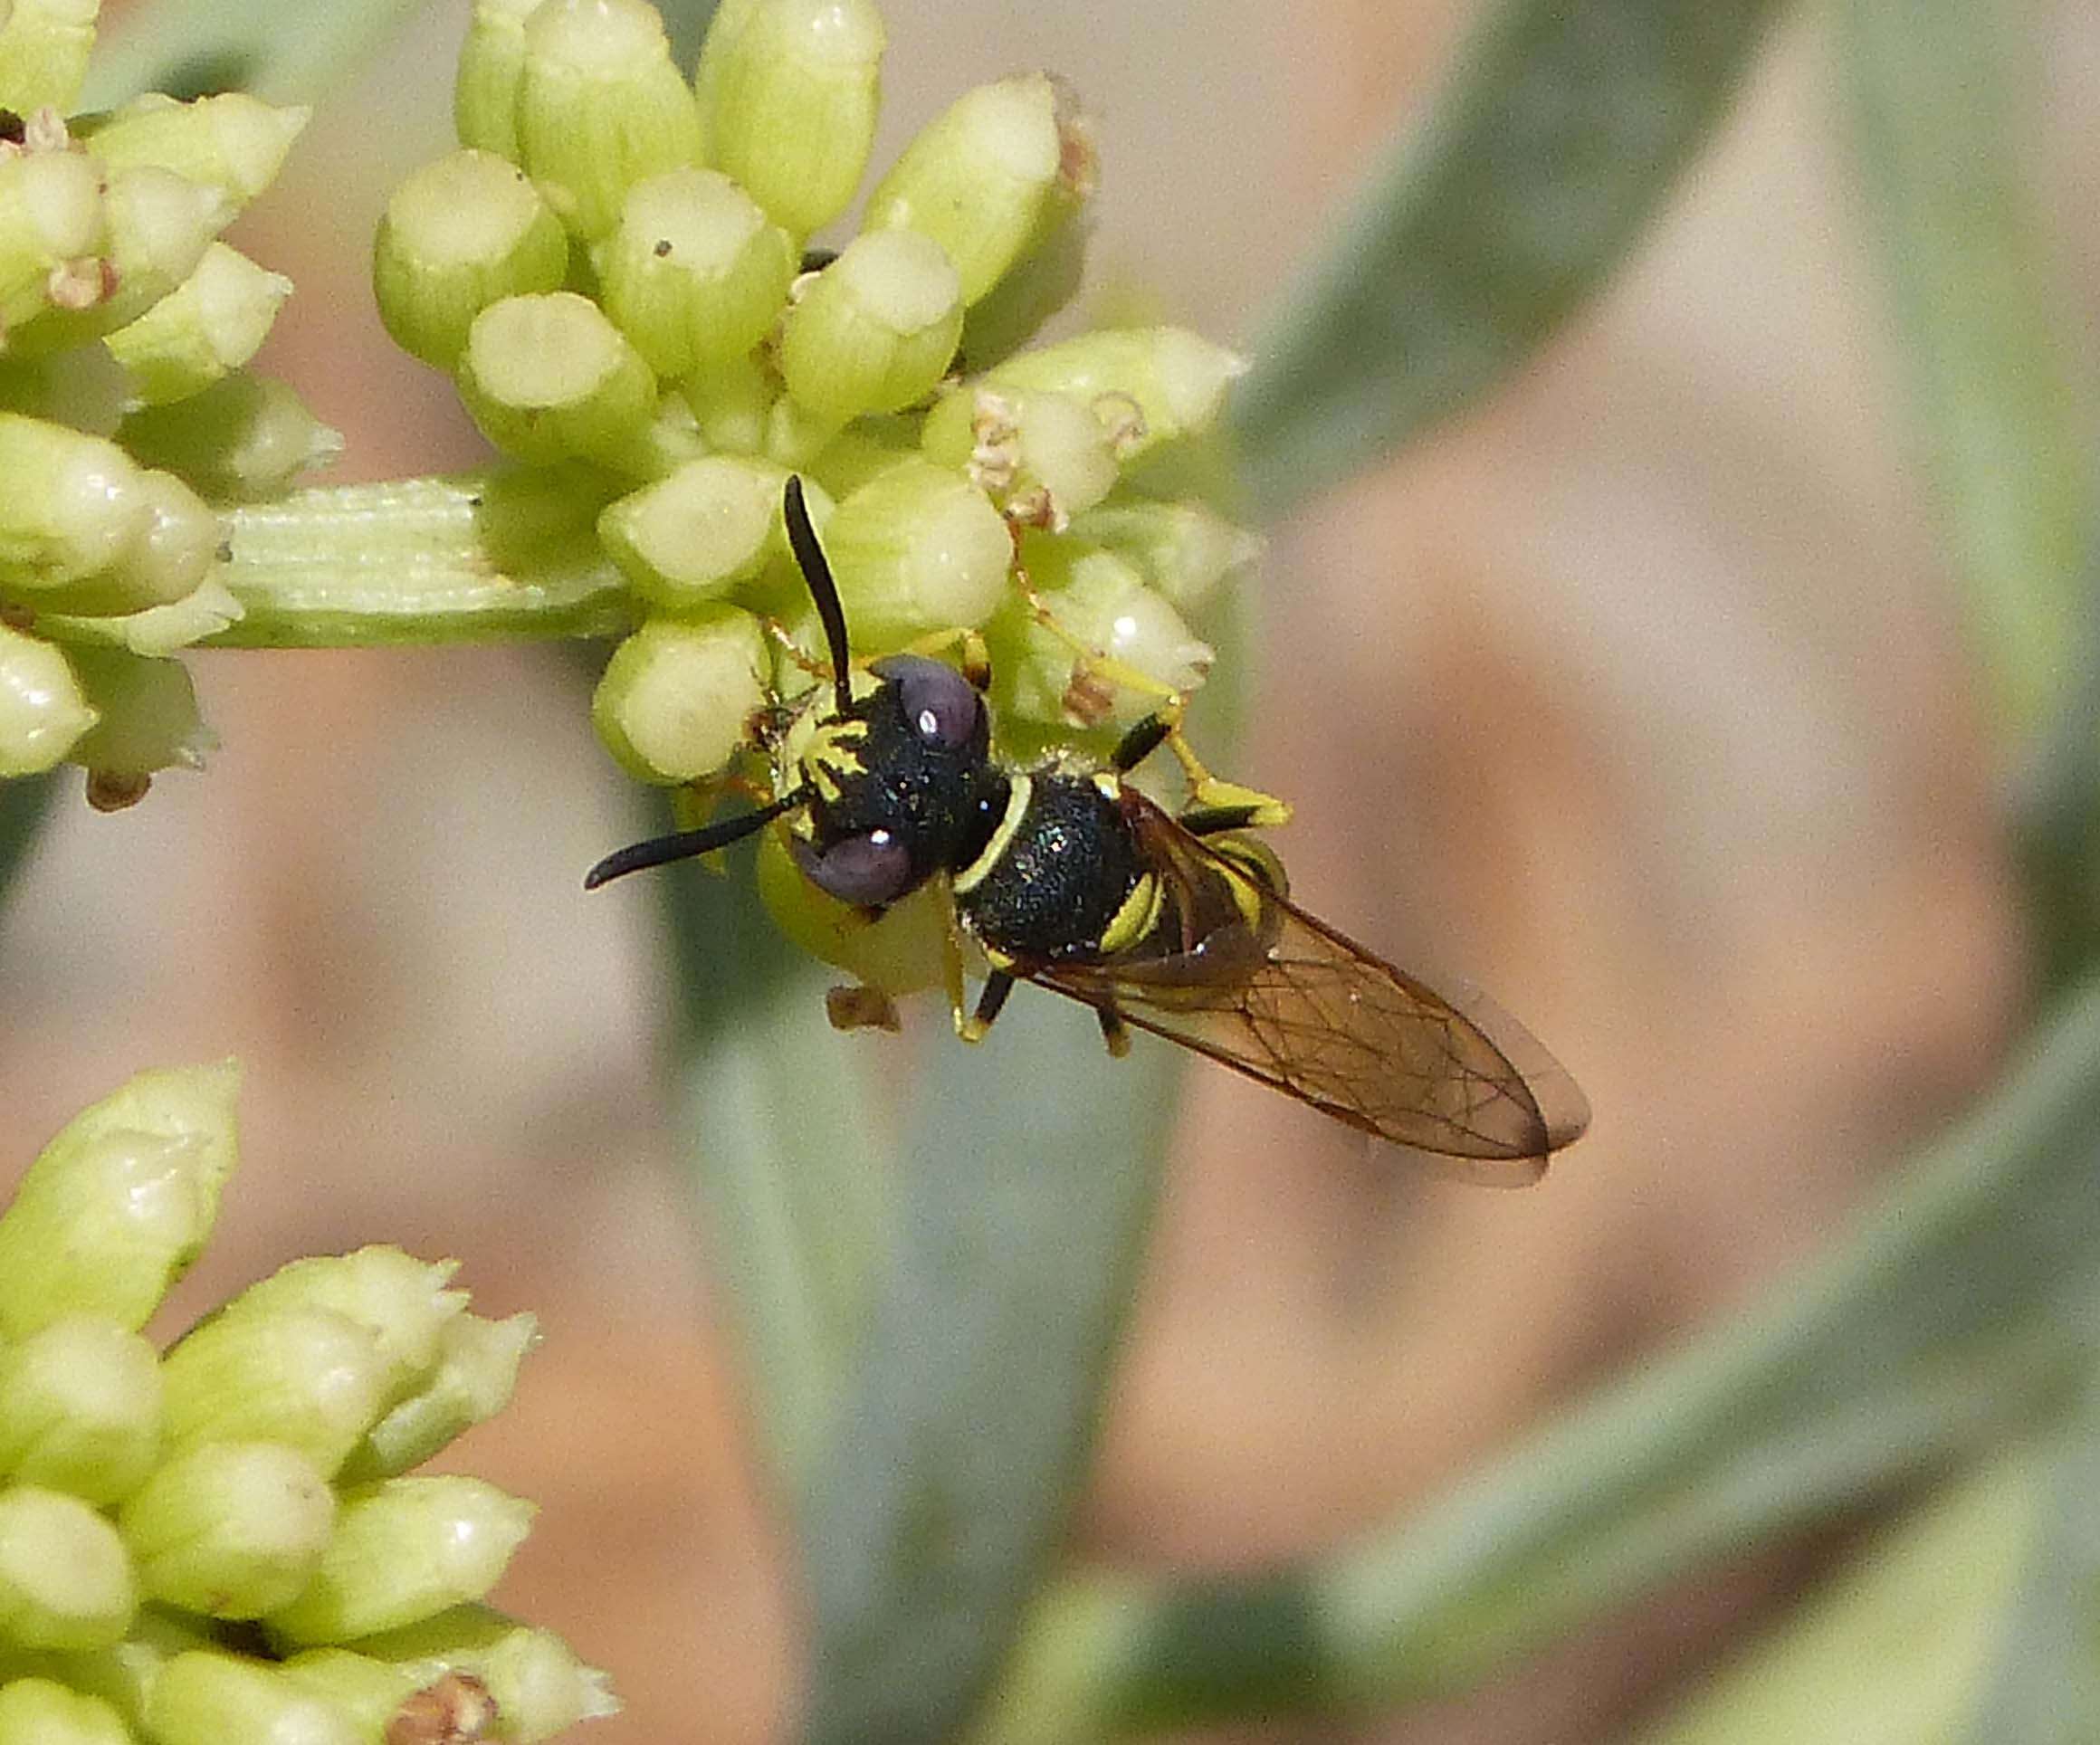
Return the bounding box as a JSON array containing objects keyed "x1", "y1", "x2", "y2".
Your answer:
[{"x1": 587, "y1": 477, "x2": 1589, "y2": 1181}]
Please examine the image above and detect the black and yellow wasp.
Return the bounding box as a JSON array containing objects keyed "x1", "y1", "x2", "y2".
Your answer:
[{"x1": 587, "y1": 477, "x2": 1589, "y2": 1180}]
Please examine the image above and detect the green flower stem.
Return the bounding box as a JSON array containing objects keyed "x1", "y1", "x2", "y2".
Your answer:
[
  {"x1": 39, "y1": 471, "x2": 635, "y2": 651},
  {"x1": 978, "y1": 976, "x2": 2100, "y2": 1739}
]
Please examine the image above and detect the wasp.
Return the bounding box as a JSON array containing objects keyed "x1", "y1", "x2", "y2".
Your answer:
[{"x1": 587, "y1": 477, "x2": 1589, "y2": 1180}]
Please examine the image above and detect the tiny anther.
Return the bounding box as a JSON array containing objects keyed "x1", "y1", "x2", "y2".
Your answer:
[
  {"x1": 826, "y1": 985, "x2": 903, "y2": 1033},
  {"x1": 86, "y1": 771, "x2": 153, "y2": 813},
  {"x1": 1062, "y1": 663, "x2": 1118, "y2": 728}
]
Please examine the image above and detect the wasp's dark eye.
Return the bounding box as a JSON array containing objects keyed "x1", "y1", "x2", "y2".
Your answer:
[
  {"x1": 797, "y1": 830, "x2": 914, "y2": 906},
  {"x1": 873, "y1": 654, "x2": 981, "y2": 751}
]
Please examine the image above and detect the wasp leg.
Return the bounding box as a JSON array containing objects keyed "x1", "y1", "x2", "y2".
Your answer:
[
  {"x1": 959, "y1": 970, "x2": 1016, "y2": 1043},
  {"x1": 759, "y1": 615, "x2": 832, "y2": 681},
  {"x1": 1107, "y1": 700, "x2": 1293, "y2": 832},
  {"x1": 1095, "y1": 1003, "x2": 1131, "y2": 1059}
]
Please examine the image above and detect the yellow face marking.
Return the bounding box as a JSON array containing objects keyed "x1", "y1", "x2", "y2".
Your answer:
[
  {"x1": 952, "y1": 772, "x2": 1033, "y2": 896},
  {"x1": 1098, "y1": 870, "x2": 1163, "y2": 956},
  {"x1": 797, "y1": 717, "x2": 869, "y2": 803}
]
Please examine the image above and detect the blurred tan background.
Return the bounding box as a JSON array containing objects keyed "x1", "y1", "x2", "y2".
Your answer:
[{"x1": 0, "y1": 0, "x2": 2055, "y2": 1738}]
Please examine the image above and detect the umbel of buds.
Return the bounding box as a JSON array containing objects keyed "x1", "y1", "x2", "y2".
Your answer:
[
  {"x1": 0, "y1": 6, "x2": 338, "y2": 809},
  {"x1": 381, "y1": 0, "x2": 1265, "y2": 966},
  {"x1": 0, "y1": 1063, "x2": 616, "y2": 1743}
]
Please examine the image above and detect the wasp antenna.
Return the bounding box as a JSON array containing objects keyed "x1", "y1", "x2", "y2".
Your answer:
[
  {"x1": 783, "y1": 475, "x2": 854, "y2": 718},
  {"x1": 585, "y1": 789, "x2": 810, "y2": 890}
]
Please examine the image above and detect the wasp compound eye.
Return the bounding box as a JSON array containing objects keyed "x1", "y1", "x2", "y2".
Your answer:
[
  {"x1": 797, "y1": 829, "x2": 915, "y2": 906},
  {"x1": 873, "y1": 654, "x2": 982, "y2": 751}
]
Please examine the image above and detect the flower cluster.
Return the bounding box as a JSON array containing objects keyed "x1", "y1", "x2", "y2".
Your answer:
[
  {"x1": 0, "y1": 3, "x2": 336, "y2": 806},
  {"x1": 0, "y1": 1064, "x2": 615, "y2": 1744},
  {"x1": 378, "y1": 0, "x2": 1262, "y2": 814}
]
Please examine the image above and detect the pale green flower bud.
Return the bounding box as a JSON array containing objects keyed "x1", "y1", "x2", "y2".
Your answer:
[
  {"x1": 805, "y1": 420, "x2": 920, "y2": 499},
  {"x1": 142, "y1": 1653, "x2": 359, "y2": 1745},
  {"x1": 373, "y1": 148, "x2": 568, "y2": 371},
  {"x1": 702, "y1": 0, "x2": 883, "y2": 236},
  {"x1": 457, "y1": 291, "x2": 657, "y2": 466},
  {"x1": 36, "y1": 469, "x2": 217, "y2": 617},
  {"x1": 0, "y1": 0, "x2": 100, "y2": 116},
  {"x1": 339, "y1": 1311, "x2": 537, "y2": 1483},
  {"x1": 0, "y1": 1485, "x2": 136, "y2": 1651},
  {"x1": 0, "y1": 1318, "x2": 162, "y2": 1504},
  {"x1": 265, "y1": 1476, "x2": 536, "y2": 1647},
  {"x1": 597, "y1": 167, "x2": 794, "y2": 377},
  {"x1": 986, "y1": 327, "x2": 1246, "y2": 462},
  {"x1": 352, "y1": 1606, "x2": 620, "y2": 1741},
  {"x1": 864, "y1": 75, "x2": 1074, "y2": 307},
  {"x1": 0, "y1": 622, "x2": 95, "y2": 775},
  {"x1": 118, "y1": 373, "x2": 341, "y2": 502},
  {"x1": 0, "y1": 1676, "x2": 131, "y2": 1745},
  {"x1": 227, "y1": 1247, "x2": 467, "y2": 1409},
  {"x1": 42, "y1": 577, "x2": 243, "y2": 660},
  {"x1": 757, "y1": 825, "x2": 947, "y2": 995},
  {"x1": 0, "y1": 144, "x2": 104, "y2": 331},
  {"x1": 278, "y1": 1649, "x2": 423, "y2": 1737},
  {"x1": 103, "y1": 243, "x2": 291, "y2": 405},
  {"x1": 0, "y1": 415, "x2": 149, "y2": 588},
  {"x1": 8, "y1": 167, "x2": 231, "y2": 356},
  {"x1": 66, "y1": 648, "x2": 213, "y2": 810},
  {"x1": 83, "y1": 93, "x2": 308, "y2": 210},
  {"x1": 821, "y1": 458, "x2": 1009, "y2": 648},
  {"x1": 119, "y1": 1443, "x2": 334, "y2": 1619},
  {"x1": 158, "y1": 1306, "x2": 387, "y2": 1478},
  {"x1": 995, "y1": 540, "x2": 1212, "y2": 729},
  {"x1": 0, "y1": 1061, "x2": 239, "y2": 1339},
  {"x1": 921, "y1": 385, "x2": 1117, "y2": 528},
  {"x1": 778, "y1": 229, "x2": 962, "y2": 423},
  {"x1": 598, "y1": 453, "x2": 787, "y2": 608},
  {"x1": 51, "y1": 1606, "x2": 208, "y2": 1730},
  {"x1": 1067, "y1": 498, "x2": 1263, "y2": 612},
  {"x1": 689, "y1": 0, "x2": 759, "y2": 159},
  {"x1": 516, "y1": 0, "x2": 702, "y2": 241},
  {"x1": 453, "y1": 0, "x2": 546, "y2": 160},
  {"x1": 591, "y1": 607, "x2": 768, "y2": 784},
  {"x1": 955, "y1": 103, "x2": 1095, "y2": 370},
  {"x1": 680, "y1": 351, "x2": 772, "y2": 451}
]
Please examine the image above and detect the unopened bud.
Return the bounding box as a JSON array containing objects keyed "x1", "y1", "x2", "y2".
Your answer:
[
  {"x1": 119, "y1": 372, "x2": 341, "y2": 502},
  {"x1": 374, "y1": 149, "x2": 568, "y2": 371},
  {"x1": 0, "y1": 1061, "x2": 239, "y2": 1338},
  {"x1": 0, "y1": 622, "x2": 94, "y2": 776},
  {"x1": 986, "y1": 327, "x2": 1246, "y2": 462},
  {"x1": 1067, "y1": 498, "x2": 1263, "y2": 612},
  {"x1": 457, "y1": 291, "x2": 657, "y2": 466},
  {"x1": 119, "y1": 1442, "x2": 335, "y2": 1618},
  {"x1": 864, "y1": 75, "x2": 1070, "y2": 306},
  {"x1": 453, "y1": 0, "x2": 546, "y2": 159},
  {"x1": 37, "y1": 469, "x2": 217, "y2": 616},
  {"x1": 340, "y1": 1311, "x2": 538, "y2": 1483},
  {"x1": 516, "y1": 0, "x2": 702, "y2": 240},
  {"x1": 104, "y1": 243, "x2": 292, "y2": 405},
  {"x1": 228, "y1": 1247, "x2": 467, "y2": 1408},
  {"x1": 0, "y1": 415, "x2": 149, "y2": 588},
  {"x1": 820, "y1": 458, "x2": 1010, "y2": 648},
  {"x1": 143, "y1": 1652, "x2": 360, "y2": 1745},
  {"x1": 599, "y1": 453, "x2": 787, "y2": 608},
  {"x1": 778, "y1": 229, "x2": 962, "y2": 423},
  {"x1": 0, "y1": 1318, "x2": 162, "y2": 1504},
  {"x1": 265, "y1": 1476, "x2": 536, "y2": 1647},
  {"x1": 700, "y1": 0, "x2": 883, "y2": 236},
  {"x1": 0, "y1": 1484, "x2": 137, "y2": 1651},
  {"x1": 0, "y1": 0, "x2": 100, "y2": 115},
  {"x1": 0, "y1": 1676, "x2": 130, "y2": 1745},
  {"x1": 921, "y1": 385, "x2": 1116, "y2": 526},
  {"x1": 0, "y1": 144, "x2": 104, "y2": 331},
  {"x1": 353, "y1": 1605, "x2": 621, "y2": 1740},
  {"x1": 66, "y1": 647, "x2": 213, "y2": 803},
  {"x1": 597, "y1": 166, "x2": 795, "y2": 377},
  {"x1": 83, "y1": 93, "x2": 308, "y2": 210},
  {"x1": 159, "y1": 1306, "x2": 387, "y2": 1477},
  {"x1": 591, "y1": 607, "x2": 768, "y2": 783}
]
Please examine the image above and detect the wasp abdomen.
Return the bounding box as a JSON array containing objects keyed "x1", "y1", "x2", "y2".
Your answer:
[{"x1": 956, "y1": 772, "x2": 1146, "y2": 964}]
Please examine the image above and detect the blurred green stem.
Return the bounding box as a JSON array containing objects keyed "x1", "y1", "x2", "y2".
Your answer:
[
  {"x1": 981, "y1": 975, "x2": 2100, "y2": 1738},
  {"x1": 1842, "y1": 0, "x2": 2099, "y2": 735},
  {"x1": 0, "y1": 773, "x2": 54, "y2": 918}
]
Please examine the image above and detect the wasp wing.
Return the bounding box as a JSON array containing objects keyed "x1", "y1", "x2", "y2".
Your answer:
[{"x1": 1029, "y1": 803, "x2": 1589, "y2": 1182}]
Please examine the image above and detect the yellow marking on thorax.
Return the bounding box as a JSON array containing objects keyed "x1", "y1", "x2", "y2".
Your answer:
[
  {"x1": 952, "y1": 772, "x2": 1033, "y2": 896},
  {"x1": 1098, "y1": 870, "x2": 1163, "y2": 955}
]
